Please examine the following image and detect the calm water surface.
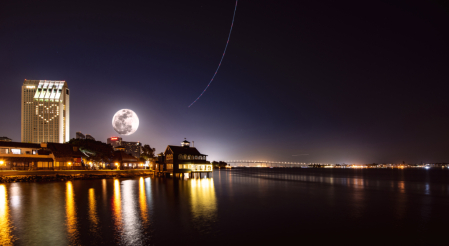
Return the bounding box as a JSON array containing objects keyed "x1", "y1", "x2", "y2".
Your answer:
[{"x1": 1, "y1": 168, "x2": 449, "y2": 245}]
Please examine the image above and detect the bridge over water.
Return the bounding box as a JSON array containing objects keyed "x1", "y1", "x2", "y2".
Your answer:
[{"x1": 224, "y1": 160, "x2": 334, "y2": 168}]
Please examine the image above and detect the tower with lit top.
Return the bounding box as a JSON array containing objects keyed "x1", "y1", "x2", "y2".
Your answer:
[
  {"x1": 21, "y1": 80, "x2": 70, "y2": 143},
  {"x1": 181, "y1": 138, "x2": 190, "y2": 148}
]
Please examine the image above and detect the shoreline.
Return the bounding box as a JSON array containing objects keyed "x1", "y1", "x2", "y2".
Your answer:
[{"x1": 0, "y1": 170, "x2": 154, "y2": 183}]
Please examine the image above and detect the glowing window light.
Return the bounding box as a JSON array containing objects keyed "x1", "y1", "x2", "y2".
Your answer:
[{"x1": 11, "y1": 149, "x2": 21, "y2": 155}]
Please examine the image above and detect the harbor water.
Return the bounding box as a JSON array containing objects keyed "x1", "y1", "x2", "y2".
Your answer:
[{"x1": 1, "y1": 168, "x2": 448, "y2": 245}]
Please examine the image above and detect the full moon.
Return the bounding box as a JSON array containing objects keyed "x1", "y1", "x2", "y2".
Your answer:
[{"x1": 112, "y1": 109, "x2": 139, "y2": 135}]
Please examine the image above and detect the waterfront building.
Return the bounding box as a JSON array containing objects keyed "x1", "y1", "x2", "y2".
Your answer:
[
  {"x1": 113, "y1": 147, "x2": 143, "y2": 170},
  {"x1": 21, "y1": 80, "x2": 70, "y2": 143},
  {"x1": 45, "y1": 143, "x2": 83, "y2": 170},
  {"x1": 0, "y1": 137, "x2": 12, "y2": 142},
  {"x1": 151, "y1": 153, "x2": 165, "y2": 172},
  {"x1": 0, "y1": 142, "x2": 82, "y2": 170},
  {"x1": 0, "y1": 142, "x2": 51, "y2": 170},
  {"x1": 162, "y1": 139, "x2": 212, "y2": 175},
  {"x1": 76, "y1": 132, "x2": 85, "y2": 139},
  {"x1": 85, "y1": 134, "x2": 95, "y2": 141}
]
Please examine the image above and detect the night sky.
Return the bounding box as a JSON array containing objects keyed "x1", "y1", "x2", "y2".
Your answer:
[{"x1": 1, "y1": 0, "x2": 448, "y2": 163}]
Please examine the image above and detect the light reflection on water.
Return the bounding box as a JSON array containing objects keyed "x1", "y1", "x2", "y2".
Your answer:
[
  {"x1": 112, "y1": 179, "x2": 122, "y2": 241},
  {"x1": 121, "y1": 180, "x2": 142, "y2": 245},
  {"x1": 396, "y1": 181, "x2": 407, "y2": 220},
  {"x1": 102, "y1": 179, "x2": 107, "y2": 205},
  {"x1": 88, "y1": 188, "x2": 99, "y2": 234},
  {"x1": 190, "y1": 178, "x2": 217, "y2": 220},
  {"x1": 246, "y1": 170, "x2": 431, "y2": 192},
  {"x1": 0, "y1": 184, "x2": 15, "y2": 245},
  {"x1": 65, "y1": 181, "x2": 78, "y2": 244},
  {"x1": 0, "y1": 170, "x2": 447, "y2": 245},
  {"x1": 139, "y1": 177, "x2": 149, "y2": 226}
]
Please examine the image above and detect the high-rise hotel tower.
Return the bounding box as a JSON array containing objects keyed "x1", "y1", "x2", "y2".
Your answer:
[{"x1": 21, "y1": 80, "x2": 70, "y2": 143}]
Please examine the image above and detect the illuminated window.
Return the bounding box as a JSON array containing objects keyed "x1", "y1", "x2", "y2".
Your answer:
[
  {"x1": 178, "y1": 154, "x2": 183, "y2": 160},
  {"x1": 11, "y1": 149, "x2": 22, "y2": 154},
  {"x1": 0, "y1": 148, "x2": 9, "y2": 154},
  {"x1": 179, "y1": 164, "x2": 183, "y2": 169}
]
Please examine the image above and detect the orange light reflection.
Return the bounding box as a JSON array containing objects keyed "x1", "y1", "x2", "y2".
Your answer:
[
  {"x1": 66, "y1": 181, "x2": 79, "y2": 244},
  {"x1": 190, "y1": 178, "x2": 217, "y2": 220},
  {"x1": 88, "y1": 188, "x2": 99, "y2": 232},
  {"x1": 112, "y1": 179, "x2": 122, "y2": 231},
  {"x1": 139, "y1": 177, "x2": 149, "y2": 225},
  {"x1": 0, "y1": 185, "x2": 15, "y2": 245}
]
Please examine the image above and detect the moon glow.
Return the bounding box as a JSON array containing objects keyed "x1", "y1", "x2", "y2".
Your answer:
[{"x1": 112, "y1": 109, "x2": 139, "y2": 135}]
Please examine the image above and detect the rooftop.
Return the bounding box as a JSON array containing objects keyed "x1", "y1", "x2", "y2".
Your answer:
[
  {"x1": 167, "y1": 146, "x2": 207, "y2": 156},
  {"x1": 46, "y1": 143, "x2": 83, "y2": 158},
  {"x1": 113, "y1": 151, "x2": 139, "y2": 162},
  {"x1": 0, "y1": 142, "x2": 40, "y2": 148}
]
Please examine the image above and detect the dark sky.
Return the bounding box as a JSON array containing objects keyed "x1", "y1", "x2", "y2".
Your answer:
[{"x1": 1, "y1": 0, "x2": 448, "y2": 163}]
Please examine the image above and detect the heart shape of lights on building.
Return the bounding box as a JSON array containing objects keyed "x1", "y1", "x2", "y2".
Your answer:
[{"x1": 35, "y1": 104, "x2": 60, "y2": 123}]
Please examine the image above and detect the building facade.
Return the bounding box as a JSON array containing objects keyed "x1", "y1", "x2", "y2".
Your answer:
[
  {"x1": 0, "y1": 142, "x2": 82, "y2": 170},
  {"x1": 107, "y1": 137, "x2": 141, "y2": 159},
  {"x1": 21, "y1": 80, "x2": 70, "y2": 143},
  {"x1": 107, "y1": 137, "x2": 122, "y2": 148},
  {"x1": 122, "y1": 141, "x2": 141, "y2": 159},
  {"x1": 112, "y1": 148, "x2": 144, "y2": 170},
  {"x1": 85, "y1": 134, "x2": 95, "y2": 141},
  {"x1": 163, "y1": 139, "x2": 212, "y2": 175}
]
